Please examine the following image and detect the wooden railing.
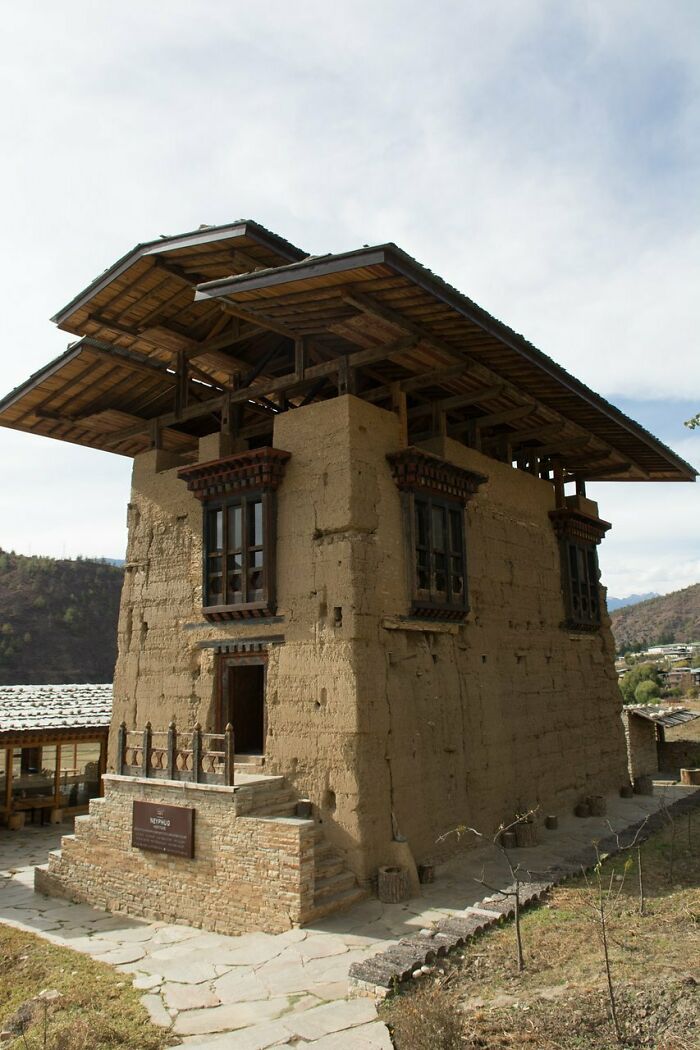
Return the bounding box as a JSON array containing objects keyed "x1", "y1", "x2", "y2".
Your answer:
[{"x1": 117, "y1": 721, "x2": 235, "y2": 786}]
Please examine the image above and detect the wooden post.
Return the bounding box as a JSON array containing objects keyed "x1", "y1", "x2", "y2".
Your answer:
[
  {"x1": 98, "y1": 737, "x2": 107, "y2": 796},
  {"x1": 54, "y1": 744, "x2": 62, "y2": 809},
  {"x1": 5, "y1": 746, "x2": 12, "y2": 817},
  {"x1": 294, "y1": 337, "x2": 306, "y2": 382},
  {"x1": 175, "y1": 349, "x2": 188, "y2": 417},
  {"x1": 142, "y1": 722, "x2": 152, "y2": 778},
  {"x1": 390, "y1": 382, "x2": 408, "y2": 447},
  {"x1": 553, "y1": 461, "x2": 565, "y2": 508},
  {"x1": 117, "y1": 721, "x2": 127, "y2": 775},
  {"x1": 338, "y1": 355, "x2": 356, "y2": 396},
  {"x1": 192, "y1": 723, "x2": 202, "y2": 784},
  {"x1": 576, "y1": 476, "x2": 587, "y2": 497},
  {"x1": 167, "y1": 721, "x2": 177, "y2": 781},
  {"x1": 224, "y1": 723, "x2": 235, "y2": 786}
]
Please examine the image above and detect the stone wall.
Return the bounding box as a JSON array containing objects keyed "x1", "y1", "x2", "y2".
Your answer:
[
  {"x1": 36, "y1": 775, "x2": 316, "y2": 934},
  {"x1": 108, "y1": 395, "x2": 629, "y2": 887},
  {"x1": 622, "y1": 712, "x2": 659, "y2": 780}
]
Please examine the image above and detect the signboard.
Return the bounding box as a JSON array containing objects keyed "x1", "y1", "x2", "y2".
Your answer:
[{"x1": 132, "y1": 800, "x2": 195, "y2": 858}]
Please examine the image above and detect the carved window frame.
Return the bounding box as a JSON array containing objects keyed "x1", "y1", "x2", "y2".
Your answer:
[
  {"x1": 549, "y1": 507, "x2": 611, "y2": 632},
  {"x1": 387, "y1": 447, "x2": 487, "y2": 622},
  {"x1": 179, "y1": 447, "x2": 290, "y2": 623}
]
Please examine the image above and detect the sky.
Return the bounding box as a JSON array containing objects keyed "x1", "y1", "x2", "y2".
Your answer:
[{"x1": 0, "y1": 1, "x2": 698, "y2": 597}]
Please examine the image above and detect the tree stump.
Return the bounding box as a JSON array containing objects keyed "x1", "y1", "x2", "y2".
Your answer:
[
  {"x1": 545, "y1": 815, "x2": 558, "y2": 830},
  {"x1": 514, "y1": 821, "x2": 537, "y2": 847},
  {"x1": 587, "y1": 795, "x2": 606, "y2": 816},
  {"x1": 634, "y1": 775, "x2": 654, "y2": 796},
  {"x1": 377, "y1": 865, "x2": 411, "y2": 902}
]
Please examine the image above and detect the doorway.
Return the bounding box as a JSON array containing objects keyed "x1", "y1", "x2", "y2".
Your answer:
[{"x1": 219, "y1": 658, "x2": 266, "y2": 756}]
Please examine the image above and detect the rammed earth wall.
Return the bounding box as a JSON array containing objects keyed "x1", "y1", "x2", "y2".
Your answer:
[
  {"x1": 105, "y1": 395, "x2": 628, "y2": 886},
  {"x1": 36, "y1": 775, "x2": 316, "y2": 934}
]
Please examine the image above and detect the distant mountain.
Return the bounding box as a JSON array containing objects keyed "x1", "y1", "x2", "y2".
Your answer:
[
  {"x1": 610, "y1": 583, "x2": 700, "y2": 652},
  {"x1": 0, "y1": 550, "x2": 124, "y2": 685},
  {"x1": 607, "y1": 592, "x2": 659, "y2": 612}
]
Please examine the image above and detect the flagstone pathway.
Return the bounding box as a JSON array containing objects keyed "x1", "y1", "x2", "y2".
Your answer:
[{"x1": 0, "y1": 785, "x2": 692, "y2": 1048}]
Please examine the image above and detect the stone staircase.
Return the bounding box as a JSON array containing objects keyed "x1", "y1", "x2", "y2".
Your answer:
[{"x1": 234, "y1": 775, "x2": 368, "y2": 920}]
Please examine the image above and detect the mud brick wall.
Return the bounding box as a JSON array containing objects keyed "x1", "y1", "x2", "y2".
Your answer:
[
  {"x1": 36, "y1": 775, "x2": 316, "y2": 935},
  {"x1": 622, "y1": 712, "x2": 659, "y2": 779},
  {"x1": 108, "y1": 395, "x2": 629, "y2": 886},
  {"x1": 659, "y1": 739, "x2": 700, "y2": 772}
]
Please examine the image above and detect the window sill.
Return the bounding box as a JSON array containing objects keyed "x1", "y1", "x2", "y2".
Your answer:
[
  {"x1": 560, "y1": 619, "x2": 602, "y2": 633},
  {"x1": 203, "y1": 603, "x2": 276, "y2": 623},
  {"x1": 381, "y1": 617, "x2": 462, "y2": 635}
]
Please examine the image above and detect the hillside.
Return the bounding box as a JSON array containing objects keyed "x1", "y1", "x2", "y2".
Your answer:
[
  {"x1": 610, "y1": 582, "x2": 700, "y2": 652},
  {"x1": 0, "y1": 550, "x2": 123, "y2": 684}
]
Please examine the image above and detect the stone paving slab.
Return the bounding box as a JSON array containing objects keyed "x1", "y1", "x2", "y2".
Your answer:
[{"x1": 1, "y1": 785, "x2": 697, "y2": 1048}]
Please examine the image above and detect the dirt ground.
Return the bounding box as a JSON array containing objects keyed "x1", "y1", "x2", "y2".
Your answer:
[{"x1": 381, "y1": 817, "x2": 699, "y2": 1050}]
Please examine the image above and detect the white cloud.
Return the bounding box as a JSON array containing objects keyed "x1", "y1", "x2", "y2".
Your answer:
[{"x1": 0, "y1": 0, "x2": 698, "y2": 583}]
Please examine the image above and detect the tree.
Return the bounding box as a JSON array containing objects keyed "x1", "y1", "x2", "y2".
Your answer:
[
  {"x1": 634, "y1": 679, "x2": 660, "y2": 704},
  {"x1": 684, "y1": 412, "x2": 700, "y2": 429},
  {"x1": 619, "y1": 662, "x2": 661, "y2": 704}
]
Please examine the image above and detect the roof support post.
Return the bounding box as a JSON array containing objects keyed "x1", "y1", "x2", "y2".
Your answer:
[{"x1": 391, "y1": 382, "x2": 408, "y2": 447}]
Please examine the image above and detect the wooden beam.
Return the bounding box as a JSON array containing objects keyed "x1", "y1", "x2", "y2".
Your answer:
[
  {"x1": 342, "y1": 289, "x2": 466, "y2": 365},
  {"x1": 506, "y1": 422, "x2": 562, "y2": 444},
  {"x1": 517, "y1": 436, "x2": 593, "y2": 457},
  {"x1": 408, "y1": 383, "x2": 504, "y2": 419},
  {"x1": 218, "y1": 298, "x2": 299, "y2": 339},
  {"x1": 474, "y1": 405, "x2": 533, "y2": 428},
  {"x1": 98, "y1": 394, "x2": 226, "y2": 445}
]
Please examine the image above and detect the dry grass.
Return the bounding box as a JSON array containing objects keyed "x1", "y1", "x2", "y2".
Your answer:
[
  {"x1": 0, "y1": 926, "x2": 173, "y2": 1050},
  {"x1": 382, "y1": 816, "x2": 700, "y2": 1049}
]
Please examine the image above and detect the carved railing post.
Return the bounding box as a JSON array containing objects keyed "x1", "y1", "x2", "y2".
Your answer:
[
  {"x1": 117, "y1": 721, "x2": 127, "y2": 775},
  {"x1": 167, "y1": 721, "x2": 177, "y2": 781},
  {"x1": 142, "y1": 722, "x2": 152, "y2": 778},
  {"x1": 192, "y1": 723, "x2": 202, "y2": 783},
  {"x1": 224, "y1": 723, "x2": 235, "y2": 787}
]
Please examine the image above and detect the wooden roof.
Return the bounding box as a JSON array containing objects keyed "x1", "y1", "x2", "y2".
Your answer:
[
  {"x1": 195, "y1": 245, "x2": 697, "y2": 482},
  {"x1": 0, "y1": 223, "x2": 695, "y2": 482}
]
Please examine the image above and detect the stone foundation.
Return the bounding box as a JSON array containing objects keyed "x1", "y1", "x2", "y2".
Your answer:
[{"x1": 35, "y1": 774, "x2": 319, "y2": 935}]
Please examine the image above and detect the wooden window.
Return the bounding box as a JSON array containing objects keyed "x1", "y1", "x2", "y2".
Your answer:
[
  {"x1": 411, "y1": 494, "x2": 467, "y2": 615},
  {"x1": 387, "y1": 447, "x2": 486, "y2": 622},
  {"x1": 549, "y1": 505, "x2": 609, "y2": 632},
  {"x1": 179, "y1": 447, "x2": 290, "y2": 623},
  {"x1": 203, "y1": 492, "x2": 275, "y2": 619},
  {"x1": 563, "y1": 540, "x2": 601, "y2": 629}
]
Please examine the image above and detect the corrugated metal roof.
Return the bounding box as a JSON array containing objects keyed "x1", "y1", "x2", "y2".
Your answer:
[
  {"x1": 625, "y1": 704, "x2": 700, "y2": 728},
  {"x1": 0, "y1": 684, "x2": 112, "y2": 735}
]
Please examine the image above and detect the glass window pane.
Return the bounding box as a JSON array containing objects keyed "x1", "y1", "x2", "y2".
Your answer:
[
  {"x1": 248, "y1": 499, "x2": 263, "y2": 547},
  {"x1": 431, "y1": 505, "x2": 445, "y2": 551},
  {"x1": 449, "y1": 510, "x2": 463, "y2": 553},
  {"x1": 415, "y1": 500, "x2": 428, "y2": 548},
  {"x1": 228, "y1": 504, "x2": 242, "y2": 551},
  {"x1": 208, "y1": 509, "x2": 223, "y2": 551}
]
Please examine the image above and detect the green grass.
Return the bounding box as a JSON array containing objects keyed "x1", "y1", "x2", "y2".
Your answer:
[{"x1": 0, "y1": 925, "x2": 172, "y2": 1050}]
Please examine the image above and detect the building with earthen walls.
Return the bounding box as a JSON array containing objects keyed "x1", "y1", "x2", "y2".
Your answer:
[{"x1": 0, "y1": 221, "x2": 695, "y2": 933}]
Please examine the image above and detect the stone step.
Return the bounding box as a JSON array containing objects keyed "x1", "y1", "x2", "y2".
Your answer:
[
  {"x1": 314, "y1": 854, "x2": 345, "y2": 880},
  {"x1": 310, "y1": 883, "x2": 369, "y2": 921},
  {"x1": 313, "y1": 869, "x2": 358, "y2": 901},
  {"x1": 247, "y1": 801, "x2": 299, "y2": 818}
]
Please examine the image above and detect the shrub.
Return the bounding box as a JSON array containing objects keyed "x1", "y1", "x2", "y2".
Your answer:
[{"x1": 634, "y1": 680, "x2": 660, "y2": 704}]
